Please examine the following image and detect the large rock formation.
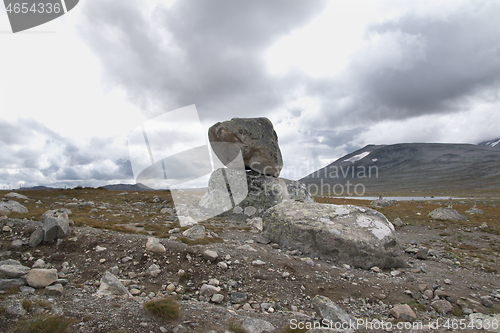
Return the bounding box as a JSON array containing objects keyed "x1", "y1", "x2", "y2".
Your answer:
[
  {"x1": 42, "y1": 210, "x2": 70, "y2": 242},
  {"x1": 0, "y1": 200, "x2": 29, "y2": 214},
  {"x1": 29, "y1": 209, "x2": 72, "y2": 247},
  {"x1": 428, "y1": 207, "x2": 468, "y2": 221},
  {"x1": 198, "y1": 169, "x2": 313, "y2": 218},
  {"x1": 208, "y1": 117, "x2": 283, "y2": 177},
  {"x1": 262, "y1": 201, "x2": 405, "y2": 269},
  {"x1": 4, "y1": 192, "x2": 29, "y2": 200}
]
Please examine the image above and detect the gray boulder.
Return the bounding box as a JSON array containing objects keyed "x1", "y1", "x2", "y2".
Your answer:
[
  {"x1": 0, "y1": 200, "x2": 29, "y2": 214},
  {"x1": 466, "y1": 207, "x2": 484, "y2": 214},
  {"x1": 199, "y1": 169, "x2": 314, "y2": 218},
  {"x1": 26, "y1": 269, "x2": 58, "y2": 288},
  {"x1": 42, "y1": 208, "x2": 71, "y2": 220},
  {"x1": 370, "y1": 198, "x2": 391, "y2": 208},
  {"x1": 0, "y1": 264, "x2": 31, "y2": 279},
  {"x1": 0, "y1": 278, "x2": 27, "y2": 290},
  {"x1": 208, "y1": 117, "x2": 283, "y2": 177},
  {"x1": 262, "y1": 201, "x2": 405, "y2": 269},
  {"x1": 241, "y1": 317, "x2": 276, "y2": 333},
  {"x1": 390, "y1": 304, "x2": 417, "y2": 321},
  {"x1": 4, "y1": 192, "x2": 29, "y2": 200},
  {"x1": 42, "y1": 210, "x2": 70, "y2": 242},
  {"x1": 99, "y1": 271, "x2": 132, "y2": 296},
  {"x1": 428, "y1": 208, "x2": 468, "y2": 221},
  {"x1": 182, "y1": 224, "x2": 206, "y2": 239},
  {"x1": 29, "y1": 228, "x2": 44, "y2": 248},
  {"x1": 312, "y1": 295, "x2": 356, "y2": 331}
]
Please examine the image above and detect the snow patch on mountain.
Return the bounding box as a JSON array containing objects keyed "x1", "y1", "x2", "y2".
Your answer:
[
  {"x1": 478, "y1": 137, "x2": 500, "y2": 149},
  {"x1": 343, "y1": 151, "x2": 370, "y2": 163}
]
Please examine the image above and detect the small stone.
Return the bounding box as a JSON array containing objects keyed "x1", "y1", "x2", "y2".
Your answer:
[
  {"x1": 390, "y1": 270, "x2": 401, "y2": 277},
  {"x1": 247, "y1": 217, "x2": 263, "y2": 231},
  {"x1": 32, "y1": 259, "x2": 46, "y2": 269},
  {"x1": 2, "y1": 226, "x2": 12, "y2": 232},
  {"x1": 431, "y1": 299, "x2": 453, "y2": 315},
  {"x1": 282, "y1": 272, "x2": 290, "y2": 278},
  {"x1": 166, "y1": 283, "x2": 176, "y2": 293},
  {"x1": 10, "y1": 239, "x2": 23, "y2": 250},
  {"x1": 130, "y1": 288, "x2": 141, "y2": 295},
  {"x1": 237, "y1": 244, "x2": 257, "y2": 252},
  {"x1": 252, "y1": 260, "x2": 266, "y2": 266},
  {"x1": 392, "y1": 217, "x2": 403, "y2": 227},
  {"x1": 463, "y1": 308, "x2": 473, "y2": 315},
  {"x1": 182, "y1": 225, "x2": 206, "y2": 240},
  {"x1": 242, "y1": 303, "x2": 252, "y2": 310},
  {"x1": 199, "y1": 284, "x2": 221, "y2": 297},
  {"x1": 146, "y1": 237, "x2": 166, "y2": 253},
  {"x1": 390, "y1": 304, "x2": 417, "y2": 321},
  {"x1": 424, "y1": 289, "x2": 434, "y2": 299},
  {"x1": 203, "y1": 250, "x2": 218, "y2": 261},
  {"x1": 172, "y1": 325, "x2": 187, "y2": 333},
  {"x1": 440, "y1": 258, "x2": 454, "y2": 266},
  {"x1": 211, "y1": 293, "x2": 224, "y2": 303},
  {"x1": 444, "y1": 278, "x2": 452, "y2": 285},
  {"x1": 434, "y1": 289, "x2": 449, "y2": 298},
  {"x1": 95, "y1": 245, "x2": 107, "y2": 252},
  {"x1": 19, "y1": 285, "x2": 35, "y2": 294},
  {"x1": 45, "y1": 283, "x2": 64, "y2": 296},
  {"x1": 481, "y1": 296, "x2": 494, "y2": 308},
  {"x1": 208, "y1": 278, "x2": 220, "y2": 286},
  {"x1": 148, "y1": 264, "x2": 161, "y2": 277},
  {"x1": 26, "y1": 269, "x2": 58, "y2": 288},
  {"x1": 370, "y1": 266, "x2": 381, "y2": 273},
  {"x1": 417, "y1": 248, "x2": 429, "y2": 260},
  {"x1": 6, "y1": 302, "x2": 26, "y2": 316},
  {"x1": 178, "y1": 216, "x2": 197, "y2": 227},
  {"x1": 418, "y1": 284, "x2": 428, "y2": 293},
  {"x1": 99, "y1": 271, "x2": 132, "y2": 296},
  {"x1": 231, "y1": 292, "x2": 248, "y2": 304},
  {"x1": 217, "y1": 262, "x2": 228, "y2": 269}
]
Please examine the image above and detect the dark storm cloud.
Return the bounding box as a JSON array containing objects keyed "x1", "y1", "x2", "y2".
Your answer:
[
  {"x1": 311, "y1": 1, "x2": 500, "y2": 128},
  {"x1": 0, "y1": 119, "x2": 134, "y2": 187},
  {"x1": 76, "y1": 0, "x2": 328, "y2": 122},
  {"x1": 363, "y1": 2, "x2": 500, "y2": 117}
]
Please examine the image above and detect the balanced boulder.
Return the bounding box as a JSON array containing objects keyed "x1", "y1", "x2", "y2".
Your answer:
[
  {"x1": 199, "y1": 168, "x2": 313, "y2": 218},
  {"x1": 208, "y1": 117, "x2": 283, "y2": 177},
  {"x1": 262, "y1": 201, "x2": 404, "y2": 269}
]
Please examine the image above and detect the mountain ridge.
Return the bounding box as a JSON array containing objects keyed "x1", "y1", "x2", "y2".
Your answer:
[{"x1": 300, "y1": 142, "x2": 500, "y2": 194}]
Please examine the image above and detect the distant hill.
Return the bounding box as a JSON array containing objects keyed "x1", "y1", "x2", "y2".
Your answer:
[
  {"x1": 101, "y1": 183, "x2": 156, "y2": 191},
  {"x1": 300, "y1": 143, "x2": 500, "y2": 194},
  {"x1": 18, "y1": 186, "x2": 61, "y2": 191},
  {"x1": 478, "y1": 137, "x2": 500, "y2": 149}
]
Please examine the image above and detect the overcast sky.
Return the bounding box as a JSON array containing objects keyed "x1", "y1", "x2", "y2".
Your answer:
[{"x1": 1, "y1": 0, "x2": 500, "y2": 189}]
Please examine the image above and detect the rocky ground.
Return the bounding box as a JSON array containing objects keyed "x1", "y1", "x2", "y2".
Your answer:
[{"x1": 1, "y1": 189, "x2": 500, "y2": 332}]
